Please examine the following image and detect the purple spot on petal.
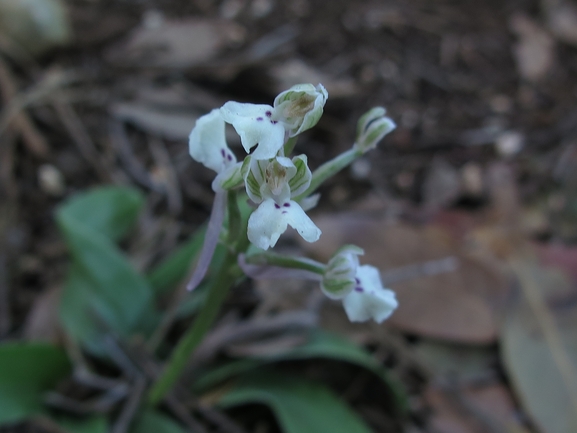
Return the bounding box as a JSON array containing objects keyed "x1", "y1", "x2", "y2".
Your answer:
[
  {"x1": 283, "y1": 203, "x2": 290, "y2": 207},
  {"x1": 282, "y1": 211, "x2": 288, "y2": 214},
  {"x1": 220, "y1": 149, "x2": 226, "y2": 157},
  {"x1": 274, "y1": 203, "x2": 281, "y2": 209},
  {"x1": 227, "y1": 154, "x2": 233, "y2": 161},
  {"x1": 355, "y1": 278, "x2": 360, "y2": 284},
  {"x1": 355, "y1": 287, "x2": 364, "y2": 292},
  {"x1": 271, "y1": 120, "x2": 278, "y2": 124},
  {"x1": 256, "y1": 117, "x2": 263, "y2": 121},
  {"x1": 265, "y1": 111, "x2": 272, "y2": 117}
]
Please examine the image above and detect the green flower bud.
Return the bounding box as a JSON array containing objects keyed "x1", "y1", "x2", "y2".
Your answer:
[
  {"x1": 321, "y1": 245, "x2": 364, "y2": 300},
  {"x1": 273, "y1": 83, "x2": 328, "y2": 137},
  {"x1": 354, "y1": 106, "x2": 396, "y2": 153}
]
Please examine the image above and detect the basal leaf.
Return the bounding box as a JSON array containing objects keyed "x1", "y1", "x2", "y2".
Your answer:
[
  {"x1": 56, "y1": 187, "x2": 156, "y2": 353},
  {"x1": 0, "y1": 343, "x2": 71, "y2": 425},
  {"x1": 219, "y1": 371, "x2": 372, "y2": 433},
  {"x1": 129, "y1": 410, "x2": 185, "y2": 433}
]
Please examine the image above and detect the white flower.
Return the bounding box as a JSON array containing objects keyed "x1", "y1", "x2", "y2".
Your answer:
[
  {"x1": 220, "y1": 102, "x2": 286, "y2": 160},
  {"x1": 273, "y1": 83, "x2": 328, "y2": 137},
  {"x1": 244, "y1": 155, "x2": 321, "y2": 250},
  {"x1": 189, "y1": 109, "x2": 243, "y2": 191},
  {"x1": 321, "y1": 245, "x2": 364, "y2": 300},
  {"x1": 342, "y1": 265, "x2": 398, "y2": 323}
]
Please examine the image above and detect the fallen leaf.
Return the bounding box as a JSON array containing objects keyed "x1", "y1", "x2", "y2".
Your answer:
[
  {"x1": 510, "y1": 13, "x2": 555, "y2": 82},
  {"x1": 110, "y1": 103, "x2": 198, "y2": 141},
  {"x1": 105, "y1": 18, "x2": 245, "y2": 68},
  {"x1": 542, "y1": 0, "x2": 577, "y2": 46},
  {"x1": 303, "y1": 213, "x2": 507, "y2": 343},
  {"x1": 502, "y1": 257, "x2": 577, "y2": 433},
  {"x1": 23, "y1": 286, "x2": 65, "y2": 345}
]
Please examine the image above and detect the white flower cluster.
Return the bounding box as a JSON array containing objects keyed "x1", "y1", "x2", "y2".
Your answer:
[{"x1": 189, "y1": 83, "x2": 327, "y2": 250}]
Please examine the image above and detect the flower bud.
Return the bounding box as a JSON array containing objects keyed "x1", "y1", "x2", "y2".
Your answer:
[
  {"x1": 273, "y1": 83, "x2": 328, "y2": 137},
  {"x1": 321, "y1": 245, "x2": 364, "y2": 300},
  {"x1": 354, "y1": 107, "x2": 396, "y2": 153}
]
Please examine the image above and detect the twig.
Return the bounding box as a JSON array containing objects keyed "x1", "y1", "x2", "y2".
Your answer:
[
  {"x1": 148, "y1": 136, "x2": 183, "y2": 215},
  {"x1": 52, "y1": 99, "x2": 116, "y2": 182},
  {"x1": 108, "y1": 119, "x2": 162, "y2": 190},
  {"x1": 191, "y1": 310, "x2": 317, "y2": 367},
  {"x1": 111, "y1": 377, "x2": 147, "y2": 433},
  {"x1": 380, "y1": 256, "x2": 459, "y2": 286},
  {"x1": 0, "y1": 56, "x2": 49, "y2": 157}
]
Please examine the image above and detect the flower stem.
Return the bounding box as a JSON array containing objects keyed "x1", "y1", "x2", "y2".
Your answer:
[
  {"x1": 147, "y1": 193, "x2": 248, "y2": 405},
  {"x1": 295, "y1": 148, "x2": 361, "y2": 201},
  {"x1": 147, "y1": 249, "x2": 238, "y2": 406}
]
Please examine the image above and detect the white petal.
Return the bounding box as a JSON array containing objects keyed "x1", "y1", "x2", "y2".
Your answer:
[
  {"x1": 342, "y1": 265, "x2": 398, "y2": 323},
  {"x1": 189, "y1": 109, "x2": 235, "y2": 173},
  {"x1": 247, "y1": 198, "x2": 288, "y2": 250},
  {"x1": 220, "y1": 102, "x2": 285, "y2": 160},
  {"x1": 283, "y1": 200, "x2": 321, "y2": 243}
]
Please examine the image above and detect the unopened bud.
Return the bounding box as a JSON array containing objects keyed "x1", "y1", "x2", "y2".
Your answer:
[
  {"x1": 274, "y1": 83, "x2": 328, "y2": 137},
  {"x1": 355, "y1": 107, "x2": 396, "y2": 153},
  {"x1": 321, "y1": 245, "x2": 364, "y2": 300}
]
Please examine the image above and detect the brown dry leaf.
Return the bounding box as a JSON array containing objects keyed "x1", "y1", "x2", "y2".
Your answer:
[
  {"x1": 23, "y1": 286, "x2": 65, "y2": 345},
  {"x1": 110, "y1": 102, "x2": 198, "y2": 141},
  {"x1": 105, "y1": 18, "x2": 245, "y2": 68},
  {"x1": 510, "y1": 13, "x2": 555, "y2": 82},
  {"x1": 269, "y1": 59, "x2": 358, "y2": 98},
  {"x1": 501, "y1": 257, "x2": 577, "y2": 433},
  {"x1": 542, "y1": 0, "x2": 577, "y2": 46},
  {"x1": 426, "y1": 384, "x2": 529, "y2": 433},
  {"x1": 303, "y1": 213, "x2": 507, "y2": 343}
]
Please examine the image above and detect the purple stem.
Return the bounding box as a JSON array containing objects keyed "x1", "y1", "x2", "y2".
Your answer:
[{"x1": 187, "y1": 190, "x2": 227, "y2": 291}]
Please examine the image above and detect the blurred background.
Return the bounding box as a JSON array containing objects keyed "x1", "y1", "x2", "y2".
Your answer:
[{"x1": 1, "y1": 0, "x2": 577, "y2": 432}]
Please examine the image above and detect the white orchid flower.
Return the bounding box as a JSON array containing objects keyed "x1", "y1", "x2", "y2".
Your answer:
[
  {"x1": 187, "y1": 109, "x2": 242, "y2": 291},
  {"x1": 244, "y1": 155, "x2": 321, "y2": 250},
  {"x1": 220, "y1": 102, "x2": 286, "y2": 160},
  {"x1": 342, "y1": 265, "x2": 398, "y2": 323}
]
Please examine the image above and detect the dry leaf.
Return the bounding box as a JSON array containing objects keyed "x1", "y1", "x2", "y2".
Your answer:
[
  {"x1": 106, "y1": 18, "x2": 245, "y2": 68},
  {"x1": 510, "y1": 13, "x2": 555, "y2": 82},
  {"x1": 502, "y1": 257, "x2": 577, "y2": 433},
  {"x1": 303, "y1": 213, "x2": 507, "y2": 343},
  {"x1": 23, "y1": 286, "x2": 65, "y2": 345}
]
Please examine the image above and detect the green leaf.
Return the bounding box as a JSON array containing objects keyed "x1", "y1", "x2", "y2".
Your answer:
[
  {"x1": 56, "y1": 416, "x2": 108, "y2": 433},
  {"x1": 194, "y1": 330, "x2": 407, "y2": 415},
  {"x1": 57, "y1": 187, "x2": 144, "y2": 242},
  {"x1": 147, "y1": 225, "x2": 206, "y2": 295},
  {"x1": 0, "y1": 343, "x2": 71, "y2": 425},
  {"x1": 219, "y1": 372, "x2": 372, "y2": 433},
  {"x1": 56, "y1": 187, "x2": 156, "y2": 354},
  {"x1": 129, "y1": 410, "x2": 185, "y2": 433}
]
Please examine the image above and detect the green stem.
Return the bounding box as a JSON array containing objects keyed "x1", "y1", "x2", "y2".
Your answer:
[
  {"x1": 147, "y1": 192, "x2": 250, "y2": 405},
  {"x1": 147, "y1": 250, "x2": 238, "y2": 406},
  {"x1": 295, "y1": 148, "x2": 361, "y2": 201},
  {"x1": 246, "y1": 252, "x2": 325, "y2": 274}
]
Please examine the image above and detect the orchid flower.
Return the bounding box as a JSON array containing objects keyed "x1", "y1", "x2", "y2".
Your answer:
[
  {"x1": 187, "y1": 109, "x2": 241, "y2": 291},
  {"x1": 220, "y1": 84, "x2": 328, "y2": 161},
  {"x1": 244, "y1": 155, "x2": 321, "y2": 250},
  {"x1": 342, "y1": 265, "x2": 398, "y2": 323}
]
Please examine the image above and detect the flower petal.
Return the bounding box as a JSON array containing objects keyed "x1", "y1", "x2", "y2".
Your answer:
[
  {"x1": 247, "y1": 198, "x2": 288, "y2": 250},
  {"x1": 189, "y1": 109, "x2": 235, "y2": 173},
  {"x1": 220, "y1": 102, "x2": 285, "y2": 160},
  {"x1": 342, "y1": 265, "x2": 398, "y2": 323},
  {"x1": 283, "y1": 200, "x2": 321, "y2": 243}
]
